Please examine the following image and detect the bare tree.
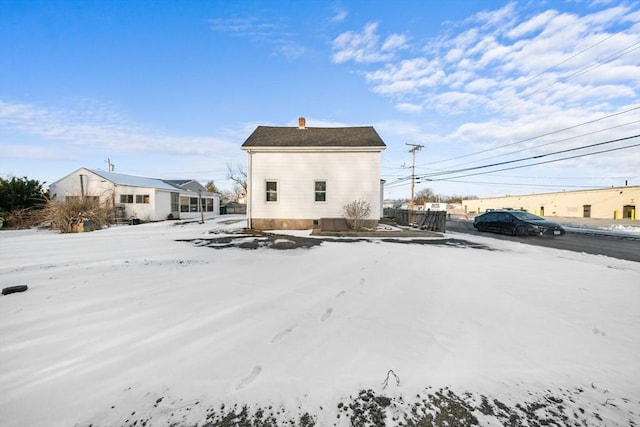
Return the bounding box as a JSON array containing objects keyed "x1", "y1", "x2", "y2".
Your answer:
[
  {"x1": 414, "y1": 188, "x2": 436, "y2": 205},
  {"x1": 342, "y1": 198, "x2": 371, "y2": 230},
  {"x1": 219, "y1": 190, "x2": 236, "y2": 203},
  {"x1": 226, "y1": 163, "x2": 247, "y2": 200}
]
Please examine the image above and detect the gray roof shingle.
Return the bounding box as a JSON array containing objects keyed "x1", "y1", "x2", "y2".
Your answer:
[{"x1": 241, "y1": 126, "x2": 386, "y2": 148}]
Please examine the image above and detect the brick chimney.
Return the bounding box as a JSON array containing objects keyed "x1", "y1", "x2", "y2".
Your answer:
[{"x1": 298, "y1": 117, "x2": 306, "y2": 129}]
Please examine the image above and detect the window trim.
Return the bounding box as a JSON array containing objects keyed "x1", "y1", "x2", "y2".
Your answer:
[
  {"x1": 170, "y1": 193, "x2": 179, "y2": 212},
  {"x1": 135, "y1": 194, "x2": 150, "y2": 204},
  {"x1": 180, "y1": 196, "x2": 190, "y2": 212},
  {"x1": 314, "y1": 180, "x2": 327, "y2": 203},
  {"x1": 189, "y1": 197, "x2": 198, "y2": 212},
  {"x1": 265, "y1": 180, "x2": 278, "y2": 203}
]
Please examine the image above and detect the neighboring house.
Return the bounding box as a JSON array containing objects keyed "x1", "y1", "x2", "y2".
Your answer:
[
  {"x1": 49, "y1": 168, "x2": 220, "y2": 222},
  {"x1": 241, "y1": 117, "x2": 386, "y2": 230}
]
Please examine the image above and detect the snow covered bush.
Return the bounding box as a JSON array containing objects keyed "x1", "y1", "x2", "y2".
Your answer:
[{"x1": 342, "y1": 198, "x2": 371, "y2": 230}]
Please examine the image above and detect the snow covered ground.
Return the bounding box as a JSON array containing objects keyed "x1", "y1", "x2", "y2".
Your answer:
[
  {"x1": 563, "y1": 223, "x2": 640, "y2": 238},
  {"x1": 1, "y1": 216, "x2": 639, "y2": 426}
]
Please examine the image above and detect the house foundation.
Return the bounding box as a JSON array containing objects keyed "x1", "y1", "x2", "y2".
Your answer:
[{"x1": 250, "y1": 218, "x2": 379, "y2": 231}]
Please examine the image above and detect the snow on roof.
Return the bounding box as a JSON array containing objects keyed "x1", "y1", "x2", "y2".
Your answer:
[{"x1": 87, "y1": 169, "x2": 186, "y2": 192}]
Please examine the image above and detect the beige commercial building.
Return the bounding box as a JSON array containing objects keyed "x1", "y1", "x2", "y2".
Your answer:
[{"x1": 462, "y1": 185, "x2": 638, "y2": 220}]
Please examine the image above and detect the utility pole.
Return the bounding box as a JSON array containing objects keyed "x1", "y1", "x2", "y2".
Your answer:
[
  {"x1": 406, "y1": 143, "x2": 424, "y2": 225},
  {"x1": 106, "y1": 158, "x2": 115, "y2": 172},
  {"x1": 198, "y1": 190, "x2": 205, "y2": 224},
  {"x1": 79, "y1": 174, "x2": 85, "y2": 200}
]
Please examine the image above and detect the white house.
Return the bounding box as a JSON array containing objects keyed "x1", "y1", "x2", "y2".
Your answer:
[
  {"x1": 49, "y1": 168, "x2": 220, "y2": 222},
  {"x1": 241, "y1": 117, "x2": 386, "y2": 230}
]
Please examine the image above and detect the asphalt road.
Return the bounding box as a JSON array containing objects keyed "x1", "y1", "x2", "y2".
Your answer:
[{"x1": 445, "y1": 218, "x2": 640, "y2": 262}]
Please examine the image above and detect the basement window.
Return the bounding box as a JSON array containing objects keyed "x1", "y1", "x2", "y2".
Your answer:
[{"x1": 266, "y1": 181, "x2": 278, "y2": 202}]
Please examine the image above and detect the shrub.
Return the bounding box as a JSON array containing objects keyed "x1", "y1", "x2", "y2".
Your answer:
[
  {"x1": 0, "y1": 176, "x2": 48, "y2": 229},
  {"x1": 1, "y1": 208, "x2": 46, "y2": 229},
  {"x1": 0, "y1": 176, "x2": 48, "y2": 213},
  {"x1": 342, "y1": 198, "x2": 371, "y2": 230},
  {"x1": 45, "y1": 197, "x2": 112, "y2": 233}
]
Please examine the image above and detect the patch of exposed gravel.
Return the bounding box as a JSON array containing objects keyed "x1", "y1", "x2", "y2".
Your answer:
[{"x1": 81, "y1": 385, "x2": 639, "y2": 426}]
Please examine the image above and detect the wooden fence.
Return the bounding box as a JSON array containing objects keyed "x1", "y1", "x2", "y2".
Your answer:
[{"x1": 383, "y1": 209, "x2": 447, "y2": 232}]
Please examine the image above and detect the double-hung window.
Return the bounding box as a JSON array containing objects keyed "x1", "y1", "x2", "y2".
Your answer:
[
  {"x1": 266, "y1": 181, "x2": 278, "y2": 202},
  {"x1": 315, "y1": 180, "x2": 326, "y2": 202}
]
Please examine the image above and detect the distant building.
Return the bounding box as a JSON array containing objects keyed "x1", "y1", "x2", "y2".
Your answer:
[
  {"x1": 49, "y1": 168, "x2": 220, "y2": 222},
  {"x1": 462, "y1": 186, "x2": 638, "y2": 220},
  {"x1": 241, "y1": 117, "x2": 386, "y2": 230},
  {"x1": 424, "y1": 202, "x2": 447, "y2": 212}
]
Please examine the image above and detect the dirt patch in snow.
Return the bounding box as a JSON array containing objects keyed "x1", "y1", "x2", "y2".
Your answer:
[
  {"x1": 81, "y1": 384, "x2": 638, "y2": 426},
  {"x1": 178, "y1": 232, "x2": 495, "y2": 251}
]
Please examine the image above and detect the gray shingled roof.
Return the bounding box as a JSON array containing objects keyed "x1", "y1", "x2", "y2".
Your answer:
[{"x1": 241, "y1": 126, "x2": 386, "y2": 148}]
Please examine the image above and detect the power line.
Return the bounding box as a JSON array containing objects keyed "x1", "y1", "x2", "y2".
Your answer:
[
  {"x1": 444, "y1": 174, "x2": 638, "y2": 181},
  {"x1": 385, "y1": 30, "x2": 640, "y2": 190},
  {"x1": 412, "y1": 34, "x2": 640, "y2": 169},
  {"x1": 424, "y1": 141, "x2": 640, "y2": 182},
  {"x1": 494, "y1": 40, "x2": 640, "y2": 114},
  {"x1": 430, "y1": 179, "x2": 608, "y2": 189},
  {"x1": 555, "y1": 42, "x2": 640, "y2": 87},
  {"x1": 429, "y1": 119, "x2": 640, "y2": 170},
  {"x1": 420, "y1": 134, "x2": 639, "y2": 179},
  {"x1": 512, "y1": 31, "x2": 623, "y2": 91},
  {"x1": 493, "y1": 23, "x2": 636, "y2": 110},
  {"x1": 384, "y1": 135, "x2": 640, "y2": 188},
  {"x1": 421, "y1": 105, "x2": 640, "y2": 167}
]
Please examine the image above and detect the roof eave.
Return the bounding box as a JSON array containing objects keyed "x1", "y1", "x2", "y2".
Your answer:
[{"x1": 241, "y1": 146, "x2": 385, "y2": 152}]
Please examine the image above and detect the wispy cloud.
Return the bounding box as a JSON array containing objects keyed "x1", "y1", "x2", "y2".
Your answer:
[
  {"x1": 209, "y1": 16, "x2": 306, "y2": 59},
  {"x1": 0, "y1": 99, "x2": 238, "y2": 158},
  {"x1": 332, "y1": 22, "x2": 408, "y2": 64},
  {"x1": 330, "y1": 6, "x2": 348, "y2": 23},
  {"x1": 209, "y1": 16, "x2": 283, "y2": 38},
  {"x1": 331, "y1": 2, "x2": 640, "y2": 192},
  {"x1": 337, "y1": 2, "x2": 639, "y2": 122}
]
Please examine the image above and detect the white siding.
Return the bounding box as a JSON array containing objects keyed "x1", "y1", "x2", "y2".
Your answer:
[
  {"x1": 49, "y1": 168, "x2": 116, "y2": 204},
  {"x1": 49, "y1": 168, "x2": 220, "y2": 222},
  {"x1": 151, "y1": 191, "x2": 171, "y2": 221},
  {"x1": 249, "y1": 150, "x2": 382, "y2": 220}
]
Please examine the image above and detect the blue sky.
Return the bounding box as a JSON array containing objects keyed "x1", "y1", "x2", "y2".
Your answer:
[{"x1": 1, "y1": 0, "x2": 639, "y2": 199}]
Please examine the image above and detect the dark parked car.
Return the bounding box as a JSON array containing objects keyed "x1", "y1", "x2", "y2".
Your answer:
[{"x1": 473, "y1": 210, "x2": 565, "y2": 236}]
